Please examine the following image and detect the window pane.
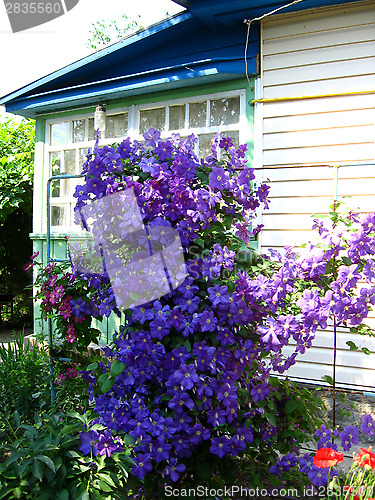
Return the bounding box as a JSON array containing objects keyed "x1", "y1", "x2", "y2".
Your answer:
[
  {"x1": 50, "y1": 122, "x2": 70, "y2": 146},
  {"x1": 88, "y1": 118, "x2": 96, "y2": 141},
  {"x1": 50, "y1": 152, "x2": 61, "y2": 198},
  {"x1": 210, "y1": 97, "x2": 240, "y2": 127},
  {"x1": 71, "y1": 204, "x2": 81, "y2": 227},
  {"x1": 139, "y1": 108, "x2": 166, "y2": 135},
  {"x1": 224, "y1": 131, "x2": 240, "y2": 149},
  {"x1": 79, "y1": 148, "x2": 89, "y2": 173},
  {"x1": 106, "y1": 113, "x2": 128, "y2": 138},
  {"x1": 51, "y1": 206, "x2": 65, "y2": 226},
  {"x1": 189, "y1": 102, "x2": 206, "y2": 128},
  {"x1": 64, "y1": 150, "x2": 76, "y2": 175},
  {"x1": 73, "y1": 120, "x2": 85, "y2": 142},
  {"x1": 198, "y1": 133, "x2": 217, "y2": 158},
  {"x1": 169, "y1": 105, "x2": 185, "y2": 131}
]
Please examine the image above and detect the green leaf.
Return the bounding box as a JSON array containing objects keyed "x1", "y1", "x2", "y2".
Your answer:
[
  {"x1": 101, "y1": 376, "x2": 115, "y2": 394},
  {"x1": 224, "y1": 214, "x2": 234, "y2": 229},
  {"x1": 122, "y1": 434, "x2": 135, "y2": 446},
  {"x1": 36, "y1": 455, "x2": 56, "y2": 472},
  {"x1": 266, "y1": 412, "x2": 276, "y2": 426},
  {"x1": 110, "y1": 360, "x2": 126, "y2": 377},
  {"x1": 97, "y1": 472, "x2": 116, "y2": 487},
  {"x1": 346, "y1": 341, "x2": 358, "y2": 351},
  {"x1": 0, "y1": 487, "x2": 14, "y2": 500},
  {"x1": 56, "y1": 490, "x2": 69, "y2": 500},
  {"x1": 32, "y1": 459, "x2": 43, "y2": 482},
  {"x1": 321, "y1": 375, "x2": 334, "y2": 386},
  {"x1": 12, "y1": 488, "x2": 22, "y2": 499},
  {"x1": 86, "y1": 362, "x2": 99, "y2": 370},
  {"x1": 195, "y1": 238, "x2": 205, "y2": 248},
  {"x1": 97, "y1": 480, "x2": 113, "y2": 492},
  {"x1": 362, "y1": 347, "x2": 371, "y2": 355},
  {"x1": 5, "y1": 451, "x2": 24, "y2": 466},
  {"x1": 197, "y1": 461, "x2": 211, "y2": 481},
  {"x1": 183, "y1": 340, "x2": 191, "y2": 353}
]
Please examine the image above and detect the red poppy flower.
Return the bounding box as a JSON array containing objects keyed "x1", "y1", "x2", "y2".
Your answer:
[
  {"x1": 344, "y1": 486, "x2": 360, "y2": 500},
  {"x1": 313, "y1": 448, "x2": 344, "y2": 468},
  {"x1": 354, "y1": 446, "x2": 375, "y2": 469}
]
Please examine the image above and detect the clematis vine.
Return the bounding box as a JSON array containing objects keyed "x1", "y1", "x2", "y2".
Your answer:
[{"x1": 34, "y1": 125, "x2": 375, "y2": 493}]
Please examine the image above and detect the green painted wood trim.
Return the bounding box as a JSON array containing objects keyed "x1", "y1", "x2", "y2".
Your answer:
[
  {"x1": 33, "y1": 117, "x2": 46, "y2": 234},
  {"x1": 36, "y1": 78, "x2": 252, "y2": 120},
  {"x1": 30, "y1": 232, "x2": 90, "y2": 240}
]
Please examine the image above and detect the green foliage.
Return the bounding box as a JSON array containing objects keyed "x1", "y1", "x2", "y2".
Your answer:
[
  {"x1": 0, "y1": 118, "x2": 35, "y2": 299},
  {"x1": 86, "y1": 14, "x2": 143, "y2": 50},
  {"x1": 0, "y1": 119, "x2": 34, "y2": 223},
  {"x1": 0, "y1": 411, "x2": 134, "y2": 499},
  {"x1": 0, "y1": 329, "x2": 50, "y2": 431}
]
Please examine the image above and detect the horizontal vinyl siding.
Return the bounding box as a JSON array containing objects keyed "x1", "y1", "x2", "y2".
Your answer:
[{"x1": 258, "y1": 1, "x2": 375, "y2": 389}]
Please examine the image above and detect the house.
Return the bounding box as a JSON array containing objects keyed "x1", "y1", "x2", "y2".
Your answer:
[{"x1": 1, "y1": 0, "x2": 375, "y2": 389}]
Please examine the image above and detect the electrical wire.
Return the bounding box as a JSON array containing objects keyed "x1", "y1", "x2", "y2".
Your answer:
[{"x1": 244, "y1": 0, "x2": 304, "y2": 88}]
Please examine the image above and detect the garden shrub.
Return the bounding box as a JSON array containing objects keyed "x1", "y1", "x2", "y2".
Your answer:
[
  {"x1": 0, "y1": 329, "x2": 50, "y2": 432},
  {"x1": 34, "y1": 129, "x2": 375, "y2": 496},
  {"x1": 0, "y1": 119, "x2": 35, "y2": 325},
  {"x1": 0, "y1": 410, "x2": 134, "y2": 499}
]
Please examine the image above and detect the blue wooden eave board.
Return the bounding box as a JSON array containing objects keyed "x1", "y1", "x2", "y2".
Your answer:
[
  {"x1": 175, "y1": 0, "x2": 366, "y2": 18},
  {"x1": 1, "y1": 12, "x2": 259, "y2": 117},
  {"x1": 6, "y1": 60, "x2": 253, "y2": 118},
  {"x1": 173, "y1": 0, "x2": 368, "y2": 27},
  {"x1": 0, "y1": 11, "x2": 193, "y2": 105}
]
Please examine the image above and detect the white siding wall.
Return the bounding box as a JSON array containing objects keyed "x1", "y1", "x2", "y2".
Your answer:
[{"x1": 257, "y1": 1, "x2": 375, "y2": 389}]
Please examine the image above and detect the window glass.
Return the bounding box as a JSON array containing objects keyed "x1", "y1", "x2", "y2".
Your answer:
[
  {"x1": 140, "y1": 108, "x2": 166, "y2": 135},
  {"x1": 64, "y1": 150, "x2": 76, "y2": 175},
  {"x1": 224, "y1": 131, "x2": 240, "y2": 149},
  {"x1": 189, "y1": 102, "x2": 207, "y2": 128},
  {"x1": 79, "y1": 148, "x2": 89, "y2": 173},
  {"x1": 73, "y1": 120, "x2": 85, "y2": 142},
  {"x1": 198, "y1": 133, "x2": 217, "y2": 158},
  {"x1": 88, "y1": 118, "x2": 96, "y2": 141},
  {"x1": 51, "y1": 205, "x2": 65, "y2": 226},
  {"x1": 106, "y1": 113, "x2": 128, "y2": 138},
  {"x1": 169, "y1": 105, "x2": 185, "y2": 131},
  {"x1": 210, "y1": 97, "x2": 240, "y2": 127},
  {"x1": 50, "y1": 122, "x2": 70, "y2": 146},
  {"x1": 50, "y1": 152, "x2": 61, "y2": 198}
]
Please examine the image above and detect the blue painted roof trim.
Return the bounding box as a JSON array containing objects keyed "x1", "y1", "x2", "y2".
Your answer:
[
  {"x1": 6, "y1": 59, "x2": 253, "y2": 118},
  {"x1": 0, "y1": 11, "x2": 193, "y2": 105},
  {"x1": 1, "y1": 9, "x2": 258, "y2": 118}
]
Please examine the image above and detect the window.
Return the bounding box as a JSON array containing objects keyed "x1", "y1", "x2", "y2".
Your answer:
[
  {"x1": 45, "y1": 90, "x2": 246, "y2": 230},
  {"x1": 46, "y1": 112, "x2": 129, "y2": 229},
  {"x1": 136, "y1": 91, "x2": 244, "y2": 158}
]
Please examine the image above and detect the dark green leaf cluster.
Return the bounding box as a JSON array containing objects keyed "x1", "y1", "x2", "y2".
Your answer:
[
  {"x1": 0, "y1": 118, "x2": 35, "y2": 298},
  {"x1": 0, "y1": 329, "x2": 50, "y2": 431},
  {"x1": 0, "y1": 411, "x2": 134, "y2": 499}
]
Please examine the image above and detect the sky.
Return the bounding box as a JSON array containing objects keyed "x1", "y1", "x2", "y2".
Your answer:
[{"x1": 0, "y1": 0, "x2": 184, "y2": 120}]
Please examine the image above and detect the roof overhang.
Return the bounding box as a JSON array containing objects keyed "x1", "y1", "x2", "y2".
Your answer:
[{"x1": 5, "y1": 61, "x2": 252, "y2": 118}]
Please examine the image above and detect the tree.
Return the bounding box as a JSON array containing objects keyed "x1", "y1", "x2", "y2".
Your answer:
[
  {"x1": 0, "y1": 118, "x2": 34, "y2": 305},
  {"x1": 86, "y1": 11, "x2": 172, "y2": 51},
  {"x1": 86, "y1": 14, "x2": 143, "y2": 51}
]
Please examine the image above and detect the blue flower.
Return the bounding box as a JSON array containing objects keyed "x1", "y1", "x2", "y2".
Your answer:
[
  {"x1": 79, "y1": 430, "x2": 99, "y2": 456},
  {"x1": 361, "y1": 414, "x2": 375, "y2": 436},
  {"x1": 315, "y1": 424, "x2": 331, "y2": 444}
]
